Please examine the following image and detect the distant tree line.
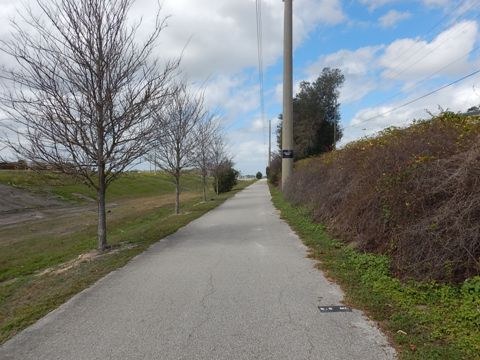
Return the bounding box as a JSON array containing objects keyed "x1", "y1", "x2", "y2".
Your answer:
[
  {"x1": 466, "y1": 105, "x2": 480, "y2": 114},
  {"x1": 0, "y1": 0, "x2": 236, "y2": 251}
]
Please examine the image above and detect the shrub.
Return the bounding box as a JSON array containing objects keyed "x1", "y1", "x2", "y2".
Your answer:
[
  {"x1": 267, "y1": 153, "x2": 282, "y2": 186},
  {"x1": 284, "y1": 112, "x2": 480, "y2": 282},
  {"x1": 256, "y1": 171, "x2": 262, "y2": 179},
  {"x1": 213, "y1": 165, "x2": 239, "y2": 194}
]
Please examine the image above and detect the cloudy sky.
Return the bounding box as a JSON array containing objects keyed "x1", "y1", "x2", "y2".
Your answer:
[{"x1": 1, "y1": 0, "x2": 479, "y2": 175}]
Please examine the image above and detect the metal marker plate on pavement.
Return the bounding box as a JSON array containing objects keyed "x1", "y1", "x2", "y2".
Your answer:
[{"x1": 318, "y1": 306, "x2": 352, "y2": 313}]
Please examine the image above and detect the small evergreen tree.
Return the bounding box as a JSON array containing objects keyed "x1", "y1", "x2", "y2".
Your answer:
[
  {"x1": 213, "y1": 161, "x2": 238, "y2": 193},
  {"x1": 277, "y1": 67, "x2": 344, "y2": 160}
]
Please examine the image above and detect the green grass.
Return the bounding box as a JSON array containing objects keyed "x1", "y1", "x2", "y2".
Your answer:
[
  {"x1": 269, "y1": 185, "x2": 480, "y2": 360},
  {"x1": 0, "y1": 178, "x2": 254, "y2": 344},
  {"x1": 1, "y1": 216, "x2": 109, "y2": 282},
  {"x1": 0, "y1": 170, "x2": 208, "y2": 282},
  {"x1": 0, "y1": 170, "x2": 205, "y2": 203}
]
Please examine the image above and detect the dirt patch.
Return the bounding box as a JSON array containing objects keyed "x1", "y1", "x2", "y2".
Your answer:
[
  {"x1": 0, "y1": 192, "x2": 199, "y2": 246},
  {"x1": 0, "y1": 184, "x2": 63, "y2": 213},
  {"x1": 0, "y1": 203, "x2": 94, "y2": 228},
  {"x1": 36, "y1": 243, "x2": 138, "y2": 277},
  {"x1": 37, "y1": 251, "x2": 100, "y2": 277},
  {"x1": 72, "y1": 193, "x2": 95, "y2": 202}
]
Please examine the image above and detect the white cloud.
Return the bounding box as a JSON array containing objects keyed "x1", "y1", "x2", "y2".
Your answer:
[
  {"x1": 379, "y1": 21, "x2": 479, "y2": 80},
  {"x1": 227, "y1": 137, "x2": 268, "y2": 175},
  {"x1": 360, "y1": 0, "x2": 397, "y2": 11},
  {"x1": 251, "y1": 118, "x2": 265, "y2": 132},
  {"x1": 129, "y1": 0, "x2": 346, "y2": 82},
  {"x1": 299, "y1": 19, "x2": 480, "y2": 147},
  {"x1": 224, "y1": 117, "x2": 269, "y2": 173},
  {"x1": 294, "y1": 0, "x2": 346, "y2": 30},
  {"x1": 0, "y1": 1, "x2": 16, "y2": 36},
  {"x1": 422, "y1": 0, "x2": 451, "y2": 7},
  {"x1": 0, "y1": 0, "x2": 347, "y2": 122},
  {"x1": 277, "y1": 18, "x2": 477, "y2": 119},
  {"x1": 306, "y1": 46, "x2": 384, "y2": 104},
  {"x1": 224, "y1": 113, "x2": 282, "y2": 174},
  {"x1": 379, "y1": 10, "x2": 411, "y2": 28},
  {"x1": 341, "y1": 80, "x2": 480, "y2": 145},
  {"x1": 133, "y1": 0, "x2": 346, "y2": 145},
  {"x1": 360, "y1": 0, "x2": 456, "y2": 11},
  {"x1": 201, "y1": 75, "x2": 260, "y2": 119},
  {"x1": 289, "y1": 20, "x2": 476, "y2": 109}
]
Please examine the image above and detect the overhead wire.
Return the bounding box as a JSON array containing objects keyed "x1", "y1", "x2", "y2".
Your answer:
[
  {"x1": 356, "y1": 1, "x2": 480, "y2": 122},
  {"x1": 346, "y1": 68, "x2": 480, "y2": 129},
  {"x1": 365, "y1": 38, "x2": 480, "y2": 111},
  {"x1": 384, "y1": 1, "x2": 474, "y2": 82},
  {"x1": 385, "y1": 10, "x2": 480, "y2": 82},
  {"x1": 255, "y1": 0, "x2": 268, "y2": 163},
  {"x1": 345, "y1": 2, "x2": 480, "y2": 131}
]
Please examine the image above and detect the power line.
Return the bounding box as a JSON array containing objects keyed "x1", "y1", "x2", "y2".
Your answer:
[
  {"x1": 378, "y1": 1, "x2": 463, "y2": 80},
  {"x1": 359, "y1": 2, "x2": 480, "y2": 118},
  {"x1": 385, "y1": 13, "x2": 480, "y2": 82},
  {"x1": 345, "y1": 5, "x2": 480, "y2": 132},
  {"x1": 385, "y1": 1, "x2": 479, "y2": 81},
  {"x1": 368, "y1": 40, "x2": 480, "y2": 109},
  {"x1": 346, "y1": 68, "x2": 480, "y2": 129}
]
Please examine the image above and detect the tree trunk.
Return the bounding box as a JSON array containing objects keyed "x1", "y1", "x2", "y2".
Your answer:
[
  {"x1": 216, "y1": 176, "x2": 219, "y2": 196},
  {"x1": 202, "y1": 174, "x2": 207, "y2": 202},
  {"x1": 97, "y1": 166, "x2": 107, "y2": 251},
  {"x1": 175, "y1": 175, "x2": 180, "y2": 215}
]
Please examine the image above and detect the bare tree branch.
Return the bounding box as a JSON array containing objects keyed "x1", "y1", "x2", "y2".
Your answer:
[
  {"x1": 193, "y1": 112, "x2": 220, "y2": 201},
  {"x1": 208, "y1": 133, "x2": 231, "y2": 196},
  {"x1": 148, "y1": 82, "x2": 204, "y2": 214},
  {"x1": 0, "y1": 0, "x2": 179, "y2": 250}
]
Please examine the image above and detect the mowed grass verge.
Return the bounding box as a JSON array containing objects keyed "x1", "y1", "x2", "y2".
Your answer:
[
  {"x1": 270, "y1": 185, "x2": 479, "y2": 360},
  {"x1": 0, "y1": 170, "x2": 203, "y2": 203},
  {"x1": 0, "y1": 170, "x2": 254, "y2": 344},
  {"x1": 0, "y1": 171, "x2": 207, "y2": 282}
]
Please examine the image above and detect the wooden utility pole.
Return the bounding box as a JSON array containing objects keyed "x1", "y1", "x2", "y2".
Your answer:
[
  {"x1": 281, "y1": 0, "x2": 293, "y2": 188},
  {"x1": 268, "y1": 118, "x2": 271, "y2": 167}
]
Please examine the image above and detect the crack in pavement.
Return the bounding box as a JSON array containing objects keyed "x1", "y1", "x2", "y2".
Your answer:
[{"x1": 183, "y1": 257, "x2": 221, "y2": 354}]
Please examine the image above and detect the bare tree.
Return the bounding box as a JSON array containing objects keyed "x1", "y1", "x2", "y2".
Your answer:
[
  {"x1": 149, "y1": 83, "x2": 204, "y2": 214},
  {"x1": 193, "y1": 113, "x2": 219, "y2": 202},
  {"x1": 0, "y1": 145, "x2": 8, "y2": 162},
  {"x1": 0, "y1": 0, "x2": 178, "y2": 251},
  {"x1": 209, "y1": 135, "x2": 230, "y2": 196}
]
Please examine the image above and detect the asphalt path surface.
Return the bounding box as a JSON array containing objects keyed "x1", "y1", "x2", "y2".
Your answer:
[{"x1": 0, "y1": 180, "x2": 396, "y2": 360}]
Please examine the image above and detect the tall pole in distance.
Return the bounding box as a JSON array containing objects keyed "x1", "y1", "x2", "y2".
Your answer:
[
  {"x1": 268, "y1": 118, "x2": 271, "y2": 167},
  {"x1": 281, "y1": 0, "x2": 293, "y2": 188},
  {"x1": 333, "y1": 121, "x2": 336, "y2": 150}
]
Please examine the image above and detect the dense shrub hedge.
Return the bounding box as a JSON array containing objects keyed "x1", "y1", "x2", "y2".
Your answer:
[{"x1": 284, "y1": 112, "x2": 480, "y2": 282}]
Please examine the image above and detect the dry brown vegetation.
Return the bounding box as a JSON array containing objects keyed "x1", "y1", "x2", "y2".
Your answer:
[{"x1": 284, "y1": 112, "x2": 480, "y2": 283}]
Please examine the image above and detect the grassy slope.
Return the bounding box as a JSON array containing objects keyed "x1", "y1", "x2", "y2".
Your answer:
[
  {"x1": 0, "y1": 171, "x2": 206, "y2": 282},
  {"x1": 0, "y1": 170, "x2": 203, "y2": 203},
  {"x1": 270, "y1": 185, "x2": 479, "y2": 360},
  {"x1": 0, "y1": 169, "x2": 254, "y2": 343},
  {"x1": 0, "y1": 192, "x2": 201, "y2": 282}
]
